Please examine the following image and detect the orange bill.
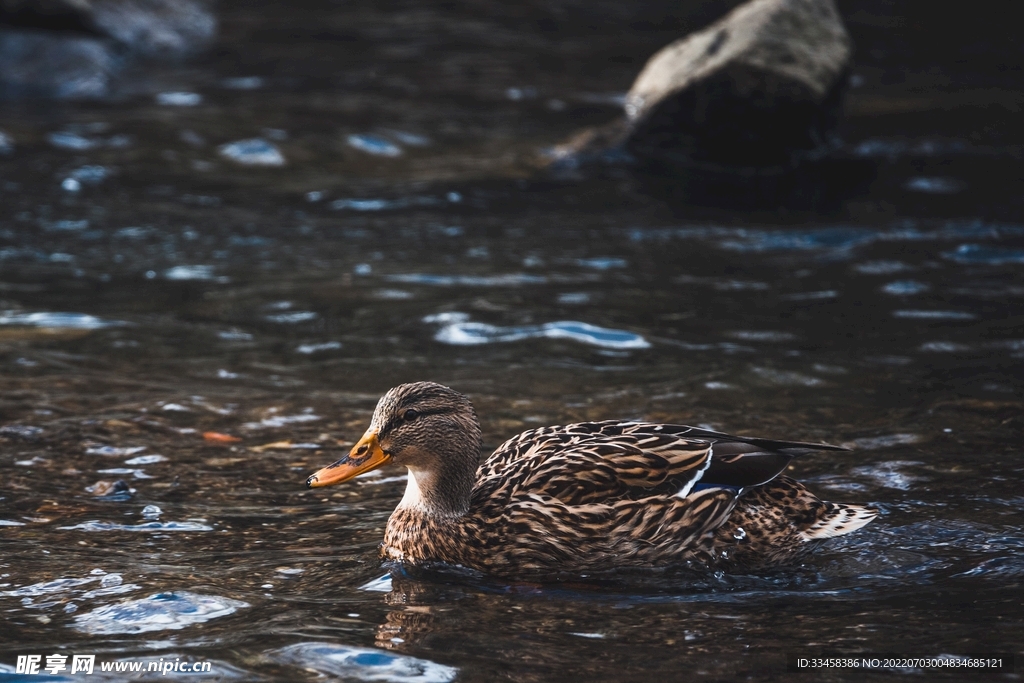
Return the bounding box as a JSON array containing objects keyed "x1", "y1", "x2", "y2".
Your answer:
[{"x1": 306, "y1": 429, "x2": 391, "y2": 488}]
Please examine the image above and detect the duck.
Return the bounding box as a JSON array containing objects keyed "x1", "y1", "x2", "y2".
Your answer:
[{"x1": 306, "y1": 381, "x2": 876, "y2": 578}]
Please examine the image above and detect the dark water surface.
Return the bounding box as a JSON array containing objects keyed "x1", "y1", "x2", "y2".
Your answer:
[{"x1": 2, "y1": 1, "x2": 1023, "y2": 680}]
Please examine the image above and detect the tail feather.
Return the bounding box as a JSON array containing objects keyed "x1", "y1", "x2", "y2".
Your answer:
[{"x1": 800, "y1": 503, "x2": 877, "y2": 541}]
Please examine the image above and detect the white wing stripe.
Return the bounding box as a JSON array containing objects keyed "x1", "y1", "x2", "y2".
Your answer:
[{"x1": 674, "y1": 444, "x2": 713, "y2": 499}]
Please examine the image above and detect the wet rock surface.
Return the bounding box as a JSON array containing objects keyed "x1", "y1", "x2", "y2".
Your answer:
[
  {"x1": 625, "y1": 0, "x2": 851, "y2": 168},
  {"x1": 548, "y1": 0, "x2": 860, "y2": 206}
]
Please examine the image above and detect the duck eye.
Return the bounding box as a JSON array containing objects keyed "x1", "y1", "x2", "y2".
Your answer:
[{"x1": 402, "y1": 409, "x2": 419, "y2": 422}]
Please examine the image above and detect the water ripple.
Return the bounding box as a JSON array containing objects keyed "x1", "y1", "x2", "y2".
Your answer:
[
  {"x1": 2, "y1": 577, "x2": 97, "y2": 597},
  {"x1": 0, "y1": 311, "x2": 124, "y2": 330},
  {"x1": 156, "y1": 91, "x2": 202, "y2": 106},
  {"x1": 242, "y1": 412, "x2": 320, "y2": 429},
  {"x1": 942, "y1": 243, "x2": 1024, "y2": 265},
  {"x1": 388, "y1": 273, "x2": 548, "y2": 286},
  {"x1": 347, "y1": 134, "x2": 403, "y2": 157},
  {"x1": 72, "y1": 592, "x2": 249, "y2": 634},
  {"x1": 893, "y1": 310, "x2": 975, "y2": 321},
  {"x1": 881, "y1": 280, "x2": 930, "y2": 295},
  {"x1": 59, "y1": 521, "x2": 214, "y2": 532},
  {"x1": 164, "y1": 265, "x2": 222, "y2": 281},
  {"x1": 429, "y1": 316, "x2": 650, "y2": 350},
  {"x1": 330, "y1": 195, "x2": 449, "y2": 211},
  {"x1": 218, "y1": 138, "x2": 285, "y2": 166},
  {"x1": 630, "y1": 221, "x2": 1024, "y2": 259},
  {"x1": 905, "y1": 177, "x2": 963, "y2": 194},
  {"x1": 845, "y1": 434, "x2": 922, "y2": 450},
  {"x1": 850, "y1": 461, "x2": 925, "y2": 491},
  {"x1": 270, "y1": 642, "x2": 457, "y2": 682}
]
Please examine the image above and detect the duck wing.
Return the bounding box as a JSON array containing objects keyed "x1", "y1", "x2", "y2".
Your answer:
[
  {"x1": 469, "y1": 422, "x2": 742, "y2": 569},
  {"x1": 478, "y1": 420, "x2": 846, "y2": 501},
  {"x1": 463, "y1": 421, "x2": 852, "y2": 572}
]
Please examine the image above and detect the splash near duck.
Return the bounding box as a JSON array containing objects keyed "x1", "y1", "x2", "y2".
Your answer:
[{"x1": 307, "y1": 382, "x2": 875, "y2": 577}]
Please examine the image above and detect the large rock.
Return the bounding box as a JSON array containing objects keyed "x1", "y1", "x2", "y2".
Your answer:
[{"x1": 624, "y1": 0, "x2": 851, "y2": 169}]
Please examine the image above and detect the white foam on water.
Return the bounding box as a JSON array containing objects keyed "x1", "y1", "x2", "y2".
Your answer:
[
  {"x1": 72, "y1": 592, "x2": 248, "y2": 634},
  {"x1": 270, "y1": 642, "x2": 457, "y2": 683}
]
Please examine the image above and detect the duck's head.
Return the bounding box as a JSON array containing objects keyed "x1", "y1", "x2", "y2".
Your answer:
[{"x1": 306, "y1": 382, "x2": 482, "y2": 514}]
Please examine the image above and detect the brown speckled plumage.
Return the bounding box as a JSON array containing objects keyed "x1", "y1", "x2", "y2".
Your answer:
[{"x1": 310, "y1": 382, "x2": 876, "y2": 578}]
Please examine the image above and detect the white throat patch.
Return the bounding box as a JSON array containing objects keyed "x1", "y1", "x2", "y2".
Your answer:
[{"x1": 398, "y1": 467, "x2": 431, "y2": 511}]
